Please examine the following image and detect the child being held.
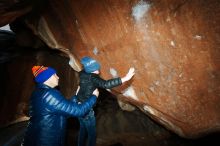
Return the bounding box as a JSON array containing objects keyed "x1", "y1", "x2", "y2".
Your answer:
[
  {"x1": 76, "y1": 56, "x2": 135, "y2": 146},
  {"x1": 76, "y1": 56, "x2": 135, "y2": 103}
]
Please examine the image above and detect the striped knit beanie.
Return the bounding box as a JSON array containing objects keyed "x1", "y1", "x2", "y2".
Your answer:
[{"x1": 32, "y1": 66, "x2": 56, "y2": 83}]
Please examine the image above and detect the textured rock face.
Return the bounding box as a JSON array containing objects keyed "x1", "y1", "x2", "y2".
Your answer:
[{"x1": 1, "y1": 0, "x2": 220, "y2": 138}]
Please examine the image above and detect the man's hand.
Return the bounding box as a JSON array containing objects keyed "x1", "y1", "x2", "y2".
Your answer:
[
  {"x1": 92, "y1": 89, "x2": 99, "y2": 97},
  {"x1": 121, "y1": 67, "x2": 135, "y2": 83}
]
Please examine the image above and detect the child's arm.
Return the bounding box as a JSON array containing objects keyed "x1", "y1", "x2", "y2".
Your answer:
[
  {"x1": 121, "y1": 67, "x2": 135, "y2": 83},
  {"x1": 92, "y1": 67, "x2": 135, "y2": 89},
  {"x1": 70, "y1": 86, "x2": 80, "y2": 103},
  {"x1": 92, "y1": 76, "x2": 122, "y2": 89},
  {"x1": 76, "y1": 86, "x2": 80, "y2": 95}
]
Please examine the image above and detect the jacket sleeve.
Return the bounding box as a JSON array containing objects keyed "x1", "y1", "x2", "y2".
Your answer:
[
  {"x1": 43, "y1": 90, "x2": 96, "y2": 117},
  {"x1": 92, "y1": 75, "x2": 122, "y2": 89},
  {"x1": 70, "y1": 95, "x2": 78, "y2": 103}
]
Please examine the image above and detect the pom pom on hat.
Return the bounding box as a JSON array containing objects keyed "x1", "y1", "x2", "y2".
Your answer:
[
  {"x1": 32, "y1": 66, "x2": 56, "y2": 83},
  {"x1": 81, "y1": 57, "x2": 100, "y2": 73}
]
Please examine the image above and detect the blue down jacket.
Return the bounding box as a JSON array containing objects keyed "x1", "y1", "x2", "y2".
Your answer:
[{"x1": 22, "y1": 83, "x2": 97, "y2": 146}]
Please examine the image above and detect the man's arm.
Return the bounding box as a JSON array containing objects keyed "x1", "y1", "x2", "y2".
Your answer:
[{"x1": 44, "y1": 89, "x2": 98, "y2": 117}]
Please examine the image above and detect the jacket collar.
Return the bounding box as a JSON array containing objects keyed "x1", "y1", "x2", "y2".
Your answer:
[
  {"x1": 36, "y1": 83, "x2": 52, "y2": 89},
  {"x1": 80, "y1": 70, "x2": 98, "y2": 76}
]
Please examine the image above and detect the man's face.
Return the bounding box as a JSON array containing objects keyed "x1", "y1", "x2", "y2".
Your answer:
[
  {"x1": 51, "y1": 74, "x2": 59, "y2": 86},
  {"x1": 46, "y1": 73, "x2": 59, "y2": 87}
]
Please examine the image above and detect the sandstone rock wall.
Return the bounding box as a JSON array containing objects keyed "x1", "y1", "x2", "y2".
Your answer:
[{"x1": 1, "y1": 0, "x2": 220, "y2": 138}]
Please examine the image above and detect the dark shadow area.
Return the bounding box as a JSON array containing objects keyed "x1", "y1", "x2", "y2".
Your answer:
[
  {"x1": 0, "y1": 89, "x2": 220, "y2": 146},
  {"x1": 66, "y1": 89, "x2": 220, "y2": 146}
]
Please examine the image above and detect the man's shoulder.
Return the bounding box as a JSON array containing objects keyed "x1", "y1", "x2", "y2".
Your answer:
[{"x1": 40, "y1": 88, "x2": 61, "y2": 99}]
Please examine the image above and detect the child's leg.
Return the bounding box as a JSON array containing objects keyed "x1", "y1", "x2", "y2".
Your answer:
[
  {"x1": 78, "y1": 118, "x2": 87, "y2": 146},
  {"x1": 86, "y1": 115, "x2": 96, "y2": 146}
]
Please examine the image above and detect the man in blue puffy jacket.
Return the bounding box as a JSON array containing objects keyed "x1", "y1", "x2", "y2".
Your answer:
[{"x1": 21, "y1": 65, "x2": 98, "y2": 146}]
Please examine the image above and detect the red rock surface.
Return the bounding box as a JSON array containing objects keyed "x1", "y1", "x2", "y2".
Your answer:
[{"x1": 1, "y1": 0, "x2": 220, "y2": 138}]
